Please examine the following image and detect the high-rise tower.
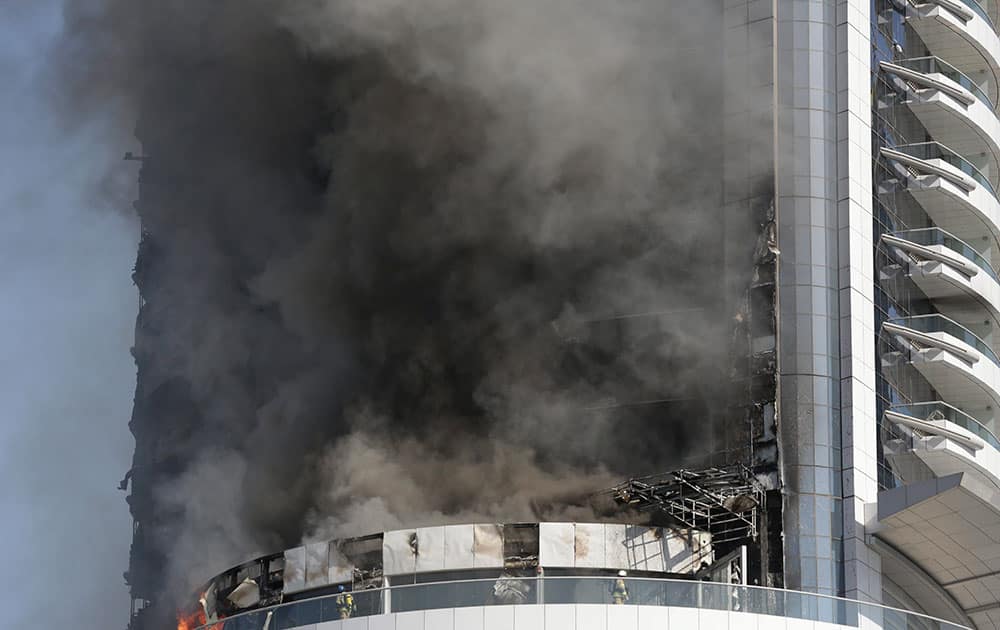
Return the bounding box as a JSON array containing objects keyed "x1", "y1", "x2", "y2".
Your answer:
[{"x1": 119, "y1": 1, "x2": 1000, "y2": 629}]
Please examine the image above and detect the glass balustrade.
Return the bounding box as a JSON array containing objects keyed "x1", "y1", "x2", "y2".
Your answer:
[
  {"x1": 894, "y1": 56, "x2": 994, "y2": 109},
  {"x1": 890, "y1": 401, "x2": 1000, "y2": 451},
  {"x1": 194, "y1": 576, "x2": 970, "y2": 630},
  {"x1": 887, "y1": 313, "x2": 1000, "y2": 367},
  {"x1": 890, "y1": 227, "x2": 999, "y2": 281},
  {"x1": 888, "y1": 142, "x2": 997, "y2": 199}
]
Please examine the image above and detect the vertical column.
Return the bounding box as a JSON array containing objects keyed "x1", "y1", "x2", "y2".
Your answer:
[
  {"x1": 775, "y1": 0, "x2": 844, "y2": 596},
  {"x1": 723, "y1": 0, "x2": 783, "y2": 587},
  {"x1": 836, "y1": 0, "x2": 883, "y2": 608}
]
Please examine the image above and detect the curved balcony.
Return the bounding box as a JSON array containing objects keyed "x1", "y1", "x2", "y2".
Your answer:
[
  {"x1": 882, "y1": 59, "x2": 1000, "y2": 185},
  {"x1": 881, "y1": 314, "x2": 1000, "y2": 411},
  {"x1": 906, "y1": 0, "x2": 1000, "y2": 110},
  {"x1": 887, "y1": 56, "x2": 995, "y2": 108},
  {"x1": 884, "y1": 402, "x2": 1000, "y2": 494},
  {"x1": 192, "y1": 576, "x2": 971, "y2": 630},
  {"x1": 882, "y1": 227, "x2": 1000, "y2": 327},
  {"x1": 881, "y1": 142, "x2": 1000, "y2": 255}
]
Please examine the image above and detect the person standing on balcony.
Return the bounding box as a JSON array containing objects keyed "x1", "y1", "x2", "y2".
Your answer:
[{"x1": 611, "y1": 571, "x2": 629, "y2": 605}]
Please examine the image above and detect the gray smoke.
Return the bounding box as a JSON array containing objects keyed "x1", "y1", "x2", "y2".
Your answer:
[{"x1": 52, "y1": 0, "x2": 771, "y2": 621}]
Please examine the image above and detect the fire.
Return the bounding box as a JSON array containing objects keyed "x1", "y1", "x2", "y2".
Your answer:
[
  {"x1": 177, "y1": 608, "x2": 225, "y2": 630},
  {"x1": 177, "y1": 609, "x2": 205, "y2": 630}
]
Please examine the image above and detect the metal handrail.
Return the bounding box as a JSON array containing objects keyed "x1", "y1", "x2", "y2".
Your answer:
[
  {"x1": 884, "y1": 142, "x2": 997, "y2": 198},
  {"x1": 890, "y1": 227, "x2": 999, "y2": 281},
  {"x1": 891, "y1": 56, "x2": 993, "y2": 108},
  {"x1": 887, "y1": 313, "x2": 999, "y2": 367},
  {"x1": 193, "y1": 575, "x2": 971, "y2": 630},
  {"x1": 920, "y1": 0, "x2": 996, "y2": 30},
  {"x1": 890, "y1": 401, "x2": 1000, "y2": 450}
]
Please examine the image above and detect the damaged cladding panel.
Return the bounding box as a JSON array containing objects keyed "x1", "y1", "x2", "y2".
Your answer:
[
  {"x1": 442, "y1": 524, "x2": 475, "y2": 570},
  {"x1": 383, "y1": 524, "x2": 504, "y2": 576},
  {"x1": 538, "y1": 523, "x2": 712, "y2": 572},
  {"x1": 472, "y1": 524, "x2": 504, "y2": 568},
  {"x1": 304, "y1": 542, "x2": 330, "y2": 589},
  {"x1": 282, "y1": 546, "x2": 307, "y2": 594},
  {"x1": 199, "y1": 521, "x2": 717, "y2": 620},
  {"x1": 573, "y1": 523, "x2": 606, "y2": 567}
]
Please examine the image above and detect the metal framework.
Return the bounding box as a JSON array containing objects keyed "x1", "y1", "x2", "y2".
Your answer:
[{"x1": 602, "y1": 466, "x2": 764, "y2": 545}]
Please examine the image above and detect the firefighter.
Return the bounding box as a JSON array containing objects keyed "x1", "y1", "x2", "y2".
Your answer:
[
  {"x1": 611, "y1": 570, "x2": 629, "y2": 605},
  {"x1": 335, "y1": 585, "x2": 356, "y2": 619}
]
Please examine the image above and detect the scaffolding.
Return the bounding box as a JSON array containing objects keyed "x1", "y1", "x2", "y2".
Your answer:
[{"x1": 601, "y1": 466, "x2": 764, "y2": 546}]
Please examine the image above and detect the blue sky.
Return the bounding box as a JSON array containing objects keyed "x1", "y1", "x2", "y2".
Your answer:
[{"x1": 1, "y1": 2, "x2": 138, "y2": 628}]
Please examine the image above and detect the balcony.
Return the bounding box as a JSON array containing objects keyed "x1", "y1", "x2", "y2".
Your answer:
[
  {"x1": 881, "y1": 314, "x2": 1000, "y2": 412},
  {"x1": 906, "y1": 0, "x2": 1000, "y2": 109},
  {"x1": 884, "y1": 401, "x2": 1000, "y2": 492},
  {"x1": 881, "y1": 142, "x2": 1000, "y2": 254},
  {"x1": 881, "y1": 57, "x2": 1000, "y2": 184},
  {"x1": 876, "y1": 473, "x2": 1000, "y2": 629},
  {"x1": 192, "y1": 575, "x2": 970, "y2": 630},
  {"x1": 882, "y1": 227, "x2": 1000, "y2": 327}
]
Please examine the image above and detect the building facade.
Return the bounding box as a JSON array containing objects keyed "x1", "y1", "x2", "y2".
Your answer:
[{"x1": 124, "y1": 1, "x2": 1000, "y2": 629}]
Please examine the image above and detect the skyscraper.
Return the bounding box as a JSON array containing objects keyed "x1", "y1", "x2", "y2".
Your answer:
[{"x1": 114, "y1": 1, "x2": 1000, "y2": 629}]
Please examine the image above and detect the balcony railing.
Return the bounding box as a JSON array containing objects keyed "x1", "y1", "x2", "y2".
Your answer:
[
  {"x1": 887, "y1": 313, "x2": 1000, "y2": 366},
  {"x1": 890, "y1": 401, "x2": 1000, "y2": 450},
  {"x1": 891, "y1": 227, "x2": 999, "y2": 281},
  {"x1": 194, "y1": 576, "x2": 969, "y2": 630},
  {"x1": 888, "y1": 141, "x2": 997, "y2": 197},
  {"x1": 894, "y1": 56, "x2": 994, "y2": 108},
  {"x1": 955, "y1": 0, "x2": 996, "y2": 31}
]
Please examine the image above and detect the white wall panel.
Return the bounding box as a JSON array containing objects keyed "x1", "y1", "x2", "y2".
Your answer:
[
  {"x1": 383, "y1": 530, "x2": 418, "y2": 576},
  {"x1": 539, "y1": 523, "x2": 575, "y2": 567},
  {"x1": 415, "y1": 527, "x2": 446, "y2": 573},
  {"x1": 757, "y1": 614, "x2": 786, "y2": 630},
  {"x1": 699, "y1": 608, "x2": 730, "y2": 629},
  {"x1": 634, "y1": 605, "x2": 667, "y2": 629},
  {"x1": 424, "y1": 608, "x2": 454, "y2": 630},
  {"x1": 786, "y1": 618, "x2": 815, "y2": 630},
  {"x1": 484, "y1": 605, "x2": 515, "y2": 630},
  {"x1": 625, "y1": 527, "x2": 666, "y2": 572},
  {"x1": 473, "y1": 524, "x2": 504, "y2": 568},
  {"x1": 663, "y1": 534, "x2": 688, "y2": 567},
  {"x1": 607, "y1": 605, "x2": 638, "y2": 630},
  {"x1": 604, "y1": 525, "x2": 628, "y2": 569},
  {"x1": 667, "y1": 606, "x2": 698, "y2": 629},
  {"x1": 342, "y1": 620, "x2": 369, "y2": 630},
  {"x1": 575, "y1": 604, "x2": 607, "y2": 630},
  {"x1": 544, "y1": 604, "x2": 575, "y2": 628},
  {"x1": 395, "y1": 611, "x2": 424, "y2": 630},
  {"x1": 369, "y1": 615, "x2": 396, "y2": 630},
  {"x1": 574, "y1": 524, "x2": 606, "y2": 568},
  {"x1": 306, "y1": 542, "x2": 331, "y2": 589},
  {"x1": 454, "y1": 607, "x2": 485, "y2": 630},
  {"x1": 284, "y1": 546, "x2": 307, "y2": 593},
  {"x1": 443, "y1": 525, "x2": 475, "y2": 570},
  {"x1": 513, "y1": 605, "x2": 544, "y2": 630}
]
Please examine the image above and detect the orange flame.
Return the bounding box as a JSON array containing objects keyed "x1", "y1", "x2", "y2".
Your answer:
[
  {"x1": 177, "y1": 608, "x2": 226, "y2": 630},
  {"x1": 177, "y1": 609, "x2": 205, "y2": 630}
]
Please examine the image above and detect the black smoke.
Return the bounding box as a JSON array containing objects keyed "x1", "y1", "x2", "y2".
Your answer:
[{"x1": 53, "y1": 0, "x2": 764, "y2": 624}]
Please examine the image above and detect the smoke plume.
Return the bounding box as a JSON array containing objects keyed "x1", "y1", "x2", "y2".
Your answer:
[{"x1": 53, "y1": 0, "x2": 769, "y2": 616}]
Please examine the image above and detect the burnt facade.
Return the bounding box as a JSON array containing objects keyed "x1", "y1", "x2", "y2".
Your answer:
[{"x1": 116, "y1": 3, "x2": 791, "y2": 629}]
